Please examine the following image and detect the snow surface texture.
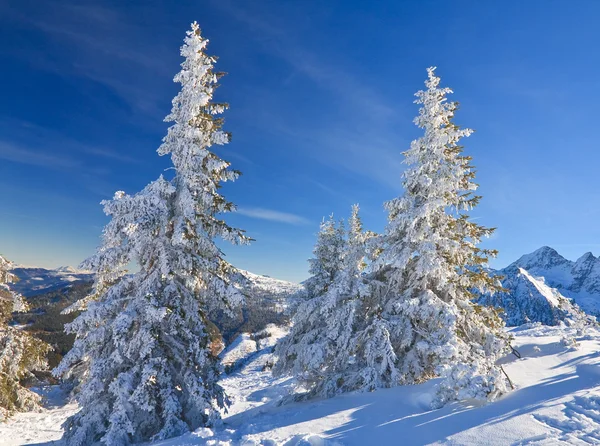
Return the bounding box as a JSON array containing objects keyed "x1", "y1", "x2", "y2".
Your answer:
[{"x1": 4, "y1": 323, "x2": 600, "y2": 445}]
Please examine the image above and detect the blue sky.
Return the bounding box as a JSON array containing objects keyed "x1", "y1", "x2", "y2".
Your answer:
[{"x1": 1, "y1": 0, "x2": 600, "y2": 282}]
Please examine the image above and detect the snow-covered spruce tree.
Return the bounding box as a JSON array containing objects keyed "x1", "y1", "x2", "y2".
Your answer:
[
  {"x1": 0, "y1": 254, "x2": 48, "y2": 419},
  {"x1": 53, "y1": 22, "x2": 250, "y2": 445},
  {"x1": 373, "y1": 67, "x2": 509, "y2": 407},
  {"x1": 274, "y1": 206, "x2": 375, "y2": 398},
  {"x1": 302, "y1": 215, "x2": 346, "y2": 298}
]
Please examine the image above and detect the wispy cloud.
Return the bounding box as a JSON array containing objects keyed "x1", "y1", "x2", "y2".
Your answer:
[
  {"x1": 243, "y1": 105, "x2": 406, "y2": 190},
  {"x1": 0, "y1": 140, "x2": 126, "y2": 200},
  {"x1": 80, "y1": 145, "x2": 139, "y2": 164},
  {"x1": 0, "y1": 119, "x2": 140, "y2": 170},
  {"x1": 0, "y1": 141, "x2": 80, "y2": 169},
  {"x1": 236, "y1": 207, "x2": 310, "y2": 225}
]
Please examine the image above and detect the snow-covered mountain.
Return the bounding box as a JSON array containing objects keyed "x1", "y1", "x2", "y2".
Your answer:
[
  {"x1": 9, "y1": 265, "x2": 304, "y2": 300},
  {"x1": 9, "y1": 266, "x2": 94, "y2": 297},
  {"x1": 239, "y1": 270, "x2": 305, "y2": 309},
  {"x1": 480, "y1": 266, "x2": 591, "y2": 326},
  {"x1": 3, "y1": 266, "x2": 302, "y2": 373},
  {"x1": 480, "y1": 246, "x2": 600, "y2": 325},
  {"x1": 507, "y1": 247, "x2": 600, "y2": 314},
  {"x1": 214, "y1": 270, "x2": 304, "y2": 344}
]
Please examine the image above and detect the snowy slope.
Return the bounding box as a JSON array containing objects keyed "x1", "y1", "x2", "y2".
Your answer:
[{"x1": 4, "y1": 323, "x2": 600, "y2": 445}]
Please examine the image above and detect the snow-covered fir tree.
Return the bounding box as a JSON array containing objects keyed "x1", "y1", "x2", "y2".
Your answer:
[
  {"x1": 0, "y1": 254, "x2": 48, "y2": 419},
  {"x1": 372, "y1": 67, "x2": 509, "y2": 407},
  {"x1": 303, "y1": 214, "x2": 346, "y2": 298},
  {"x1": 53, "y1": 22, "x2": 250, "y2": 445},
  {"x1": 274, "y1": 206, "x2": 376, "y2": 398}
]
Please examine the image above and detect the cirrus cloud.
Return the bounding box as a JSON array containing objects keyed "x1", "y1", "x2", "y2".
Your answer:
[{"x1": 236, "y1": 207, "x2": 310, "y2": 225}]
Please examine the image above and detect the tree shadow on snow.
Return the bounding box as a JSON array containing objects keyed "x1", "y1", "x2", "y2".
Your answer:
[{"x1": 224, "y1": 357, "x2": 600, "y2": 445}]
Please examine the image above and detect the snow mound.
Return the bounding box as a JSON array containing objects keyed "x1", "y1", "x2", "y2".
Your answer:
[
  {"x1": 221, "y1": 333, "x2": 258, "y2": 370},
  {"x1": 221, "y1": 324, "x2": 289, "y2": 374},
  {"x1": 0, "y1": 386, "x2": 78, "y2": 445}
]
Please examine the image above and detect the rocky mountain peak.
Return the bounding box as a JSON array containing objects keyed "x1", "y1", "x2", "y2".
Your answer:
[
  {"x1": 574, "y1": 252, "x2": 597, "y2": 268},
  {"x1": 512, "y1": 246, "x2": 570, "y2": 271}
]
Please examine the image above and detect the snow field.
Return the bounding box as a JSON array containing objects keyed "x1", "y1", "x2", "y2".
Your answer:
[{"x1": 4, "y1": 323, "x2": 600, "y2": 445}]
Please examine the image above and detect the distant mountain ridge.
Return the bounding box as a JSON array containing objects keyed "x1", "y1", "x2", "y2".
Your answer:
[
  {"x1": 8, "y1": 265, "x2": 304, "y2": 344},
  {"x1": 10, "y1": 251, "x2": 600, "y2": 329},
  {"x1": 9, "y1": 266, "x2": 303, "y2": 301},
  {"x1": 10, "y1": 266, "x2": 94, "y2": 297}
]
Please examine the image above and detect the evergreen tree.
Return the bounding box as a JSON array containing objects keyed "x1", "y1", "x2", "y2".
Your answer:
[
  {"x1": 274, "y1": 207, "x2": 375, "y2": 398},
  {"x1": 0, "y1": 254, "x2": 48, "y2": 419},
  {"x1": 53, "y1": 22, "x2": 250, "y2": 445},
  {"x1": 303, "y1": 215, "x2": 346, "y2": 297},
  {"x1": 374, "y1": 67, "x2": 509, "y2": 406}
]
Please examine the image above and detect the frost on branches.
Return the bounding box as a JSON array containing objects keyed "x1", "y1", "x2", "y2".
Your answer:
[
  {"x1": 0, "y1": 254, "x2": 48, "y2": 419},
  {"x1": 53, "y1": 22, "x2": 250, "y2": 445},
  {"x1": 373, "y1": 67, "x2": 510, "y2": 407},
  {"x1": 274, "y1": 206, "x2": 376, "y2": 398}
]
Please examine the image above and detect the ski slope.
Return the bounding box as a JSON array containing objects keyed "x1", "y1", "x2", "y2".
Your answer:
[{"x1": 2, "y1": 323, "x2": 600, "y2": 445}]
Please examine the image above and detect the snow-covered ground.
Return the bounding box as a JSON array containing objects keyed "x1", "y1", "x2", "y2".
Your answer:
[
  {"x1": 0, "y1": 386, "x2": 78, "y2": 445},
  {"x1": 3, "y1": 323, "x2": 600, "y2": 445}
]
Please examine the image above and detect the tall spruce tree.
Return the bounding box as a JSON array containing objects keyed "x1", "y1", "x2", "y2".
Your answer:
[
  {"x1": 375, "y1": 67, "x2": 509, "y2": 406},
  {"x1": 53, "y1": 22, "x2": 250, "y2": 445},
  {"x1": 0, "y1": 255, "x2": 48, "y2": 419},
  {"x1": 274, "y1": 206, "x2": 375, "y2": 398}
]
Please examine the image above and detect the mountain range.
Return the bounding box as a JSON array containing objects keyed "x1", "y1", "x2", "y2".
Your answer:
[
  {"x1": 8, "y1": 246, "x2": 600, "y2": 328},
  {"x1": 479, "y1": 246, "x2": 600, "y2": 325},
  {"x1": 9, "y1": 266, "x2": 93, "y2": 297}
]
